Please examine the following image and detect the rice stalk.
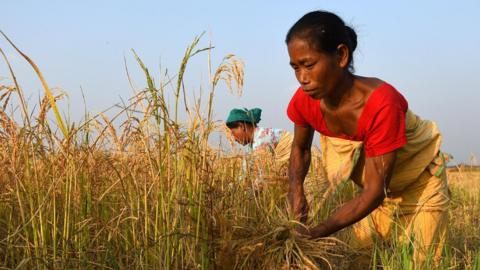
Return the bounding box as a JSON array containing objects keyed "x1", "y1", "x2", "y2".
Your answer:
[{"x1": 0, "y1": 30, "x2": 68, "y2": 138}]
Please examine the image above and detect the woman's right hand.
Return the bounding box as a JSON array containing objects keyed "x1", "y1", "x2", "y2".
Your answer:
[
  {"x1": 287, "y1": 124, "x2": 314, "y2": 223},
  {"x1": 289, "y1": 187, "x2": 309, "y2": 222}
]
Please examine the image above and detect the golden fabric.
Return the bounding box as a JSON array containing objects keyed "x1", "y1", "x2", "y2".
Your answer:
[{"x1": 318, "y1": 110, "x2": 450, "y2": 263}]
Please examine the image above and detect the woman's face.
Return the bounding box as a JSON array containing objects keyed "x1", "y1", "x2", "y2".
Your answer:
[
  {"x1": 287, "y1": 38, "x2": 345, "y2": 100},
  {"x1": 230, "y1": 123, "x2": 250, "y2": 146}
]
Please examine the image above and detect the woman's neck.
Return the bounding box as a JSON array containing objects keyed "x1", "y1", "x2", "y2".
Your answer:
[
  {"x1": 246, "y1": 125, "x2": 257, "y2": 144},
  {"x1": 323, "y1": 73, "x2": 355, "y2": 110}
]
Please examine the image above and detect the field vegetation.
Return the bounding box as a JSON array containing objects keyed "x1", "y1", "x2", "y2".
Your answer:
[{"x1": 0, "y1": 33, "x2": 478, "y2": 269}]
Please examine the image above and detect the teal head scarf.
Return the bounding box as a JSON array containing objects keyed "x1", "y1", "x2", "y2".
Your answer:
[{"x1": 226, "y1": 108, "x2": 262, "y2": 126}]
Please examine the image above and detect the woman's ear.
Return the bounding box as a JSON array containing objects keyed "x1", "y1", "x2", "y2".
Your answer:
[
  {"x1": 241, "y1": 122, "x2": 247, "y2": 132},
  {"x1": 336, "y1": 44, "x2": 350, "y2": 69}
]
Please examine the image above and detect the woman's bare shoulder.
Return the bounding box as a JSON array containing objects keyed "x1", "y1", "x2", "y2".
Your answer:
[{"x1": 356, "y1": 76, "x2": 385, "y2": 91}]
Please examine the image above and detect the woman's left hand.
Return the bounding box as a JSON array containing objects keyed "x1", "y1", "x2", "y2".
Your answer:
[{"x1": 294, "y1": 225, "x2": 312, "y2": 238}]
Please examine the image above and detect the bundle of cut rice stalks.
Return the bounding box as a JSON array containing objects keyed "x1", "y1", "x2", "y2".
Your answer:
[{"x1": 214, "y1": 186, "x2": 353, "y2": 270}]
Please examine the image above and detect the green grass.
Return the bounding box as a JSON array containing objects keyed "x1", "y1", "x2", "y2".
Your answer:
[{"x1": 0, "y1": 33, "x2": 478, "y2": 269}]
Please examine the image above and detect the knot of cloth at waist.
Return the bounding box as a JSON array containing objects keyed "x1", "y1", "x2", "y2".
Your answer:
[{"x1": 318, "y1": 109, "x2": 449, "y2": 214}]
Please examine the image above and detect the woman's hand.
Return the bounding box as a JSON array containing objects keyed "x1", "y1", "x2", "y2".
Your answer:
[
  {"x1": 288, "y1": 185, "x2": 309, "y2": 222},
  {"x1": 288, "y1": 124, "x2": 314, "y2": 223},
  {"x1": 302, "y1": 152, "x2": 397, "y2": 238},
  {"x1": 294, "y1": 224, "x2": 312, "y2": 237}
]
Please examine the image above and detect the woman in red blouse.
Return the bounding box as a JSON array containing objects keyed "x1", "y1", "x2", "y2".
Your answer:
[{"x1": 286, "y1": 10, "x2": 449, "y2": 264}]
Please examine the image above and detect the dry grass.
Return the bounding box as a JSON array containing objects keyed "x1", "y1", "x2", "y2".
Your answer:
[
  {"x1": 448, "y1": 169, "x2": 480, "y2": 197},
  {"x1": 0, "y1": 33, "x2": 478, "y2": 269}
]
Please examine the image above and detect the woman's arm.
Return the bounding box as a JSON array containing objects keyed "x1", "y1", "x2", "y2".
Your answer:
[
  {"x1": 307, "y1": 151, "x2": 397, "y2": 238},
  {"x1": 288, "y1": 124, "x2": 314, "y2": 223}
]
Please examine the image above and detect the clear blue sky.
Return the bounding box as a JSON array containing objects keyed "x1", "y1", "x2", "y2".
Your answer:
[{"x1": 1, "y1": 0, "x2": 479, "y2": 163}]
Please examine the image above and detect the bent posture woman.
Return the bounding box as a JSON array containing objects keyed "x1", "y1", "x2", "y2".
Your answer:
[
  {"x1": 285, "y1": 11, "x2": 450, "y2": 264},
  {"x1": 226, "y1": 107, "x2": 296, "y2": 164}
]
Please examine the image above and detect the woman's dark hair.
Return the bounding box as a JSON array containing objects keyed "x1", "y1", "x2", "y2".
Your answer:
[
  {"x1": 286, "y1": 10, "x2": 357, "y2": 71},
  {"x1": 226, "y1": 121, "x2": 256, "y2": 129}
]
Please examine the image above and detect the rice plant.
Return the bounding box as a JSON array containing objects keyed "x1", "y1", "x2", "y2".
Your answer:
[{"x1": 0, "y1": 31, "x2": 478, "y2": 270}]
